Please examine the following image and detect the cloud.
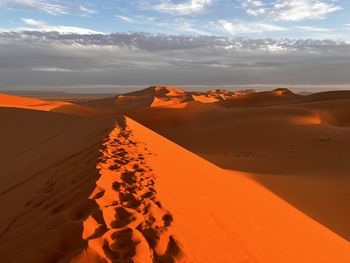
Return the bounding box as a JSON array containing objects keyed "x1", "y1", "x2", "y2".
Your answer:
[
  {"x1": 2, "y1": 31, "x2": 347, "y2": 51},
  {"x1": 79, "y1": 5, "x2": 98, "y2": 15},
  {"x1": 114, "y1": 14, "x2": 213, "y2": 35},
  {"x1": 218, "y1": 20, "x2": 288, "y2": 34},
  {"x1": 241, "y1": 0, "x2": 341, "y2": 21},
  {"x1": 1, "y1": 0, "x2": 67, "y2": 15},
  {"x1": 153, "y1": 0, "x2": 212, "y2": 15},
  {"x1": 31, "y1": 67, "x2": 73, "y2": 72},
  {"x1": 116, "y1": 15, "x2": 135, "y2": 23},
  {"x1": 241, "y1": 0, "x2": 267, "y2": 16},
  {"x1": 296, "y1": 26, "x2": 330, "y2": 32},
  {"x1": 151, "y1": 18, "x2": 213, "y2": 34},
  {"x1": 22, "y1": 18, "x2": 46, "y2": 27},
  {"x1": 172, "y1": 19, "x2": 210, "y2": 34},
  {"x1": 21, "y1": 18, "x2": 102, "y2": 34},
  {"x1": 1, "y1": 32, "x2": 350, "y2": 90}
]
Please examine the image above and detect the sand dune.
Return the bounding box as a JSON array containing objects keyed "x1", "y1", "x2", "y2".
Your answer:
[
  {"x1": 292, "y1": 100, "x2": 350, "y2": 127},
  {"x1": 217, "y1": 88, "x2": 301, "y2": 108},
  {"x1": 85, "y1": 86, "x2": 255, "y2": 111},
  {"x1": 1, "y1": 90, "x2": 350, "y2": 262},
  {"x1": 72, "y1": 119, "x2": 186, "y2": 262},
  {"x1": 126, "y1": 117, "x2": 350, "y2": 262},
  {"x1": 302, "y1": 90, "x2": 350, "y2": 103},
  {"x1": 104, "y1": 86, "x2": 350, "y2": 242},
  {"x1": 0, "y1": 107, "x2": 113, "y2": 262},
  {"x1": 0, "y1": 93, "x2": 103, "y2": 116}
]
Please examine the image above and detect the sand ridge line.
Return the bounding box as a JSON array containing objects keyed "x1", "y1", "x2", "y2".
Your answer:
[{"x1": 81, "y1": 118, "x2": 186, "y2": 262}]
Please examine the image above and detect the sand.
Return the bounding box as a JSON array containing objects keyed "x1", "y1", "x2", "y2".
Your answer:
[
  {"x1": 0, "y1": 93, "x2": 103, "y2": 116},
  {"x1": 1, "y1": 89, "x2": 350, "y2": 262},
  {"x1": 0, "y1": 107, "x2": 114, "y2": 262},
  {"x1": 105, "y1": 87, "x2": 350, "y2": 242},
  {"x1": 127, "y1": 117, "x2": 350, "y2": 262}
]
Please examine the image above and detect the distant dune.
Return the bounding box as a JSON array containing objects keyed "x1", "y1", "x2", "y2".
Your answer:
[
  {"x1": 1, "y1": 88, "x2": 350, "y2": 262},
  {"x1": 0, "y1": 93, "x2": 103, "y2": 116},
  {"x1": 85, "y1": 86, "x2": 255, "y2": 111}
]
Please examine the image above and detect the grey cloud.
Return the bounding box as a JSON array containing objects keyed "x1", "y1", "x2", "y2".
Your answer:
[
  {"x1": 0, "y1": 31, "x2": 347, "y2": 51},
  {"x1": 0, "y1": 32, "x2": 350, "y2": 91}
]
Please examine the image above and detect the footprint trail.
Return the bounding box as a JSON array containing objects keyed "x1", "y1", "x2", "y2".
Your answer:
[{"x1": 81, "y1": 119, "x2": 186, "y2": 263}]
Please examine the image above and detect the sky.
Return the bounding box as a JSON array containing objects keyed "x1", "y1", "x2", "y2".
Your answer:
[{"x1": 0, "y1": 0, "x2": 350, "y2": 92}]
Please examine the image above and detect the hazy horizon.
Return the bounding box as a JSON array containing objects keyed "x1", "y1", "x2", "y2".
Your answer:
[{"x1": 2, "y1": 83, "x2": 350, "y2": 95}]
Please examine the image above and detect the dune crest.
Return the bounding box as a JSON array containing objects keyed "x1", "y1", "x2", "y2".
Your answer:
[{"x1": 74, "y1": 118, "x2": 186, "y2": 262}]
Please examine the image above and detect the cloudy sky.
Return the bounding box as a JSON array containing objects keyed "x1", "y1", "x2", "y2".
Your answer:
[{"x1": 1, "y1": 0, "x2": 350, "y2": 92}]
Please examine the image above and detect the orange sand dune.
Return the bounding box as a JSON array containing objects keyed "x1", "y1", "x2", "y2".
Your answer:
[
  {"x1": 71, "y1": 120, "x2": 187, "y2": 262},
  {"x1": 217, "y1": 88, "x2": 301, "y2": 108},
  {"x1": 125, "y1": 86, "x2": 186, "y2": 97},
  {"x1": 126, "y1": 117, "x2": 350, "y2": 262},
  {"x1": 110, "y1": 87, "x2": 350, "y2": 242},
  {"x1": 124, "y1": 103, "x2": 350, "y2": 241},
  {"x1": 292, "y1": 99, "x2": 350, "y2": 127},
  {"x1": 2, "y1": 90, "x2": 350, "y2": 262},
  {"x1": 0, "y1": 93, "x2": 102, "y2": 116},
  {"x1": 84, "y1": 86, "x2": 254, "y2": 111},
  {"x1": 191, "y1": 94, "x2": 219, "y2": 103},
  {"x1": 114, "y1": 86, "x2": 191, "y2": 109},
  {"x1": 150, "y1": 96, "x2": 189, "y2": 108}
]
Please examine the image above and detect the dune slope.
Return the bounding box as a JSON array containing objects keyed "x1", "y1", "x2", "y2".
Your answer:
[
  {"x1": 0, "y1": 108, "x2": 113, "y2": 262},
  {"x1": 125, "y1": 117, "x2": 350, "y2": 262},
  {"x1": 68, "y1": 116, "x2": 350, "y2": 262}
]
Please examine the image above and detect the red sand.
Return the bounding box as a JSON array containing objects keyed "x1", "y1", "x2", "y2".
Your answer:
[
  {"x1": 1, "y1": 89, "x2": 350, "y2": 262},
  {"x1": 0, "y1": 93, "x2": 103, "y2": 116},
  {"x1": 118, "y1": 87, "x2": 350, "y2": 242}
]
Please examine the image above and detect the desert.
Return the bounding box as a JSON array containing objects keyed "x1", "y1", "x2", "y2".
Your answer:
[
  {"x1": 1, "y1": 0, "x2": 350, "y2": 261},
  {"x1": 1, "y1": 86, "x2": 350, "y2": 262}
]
